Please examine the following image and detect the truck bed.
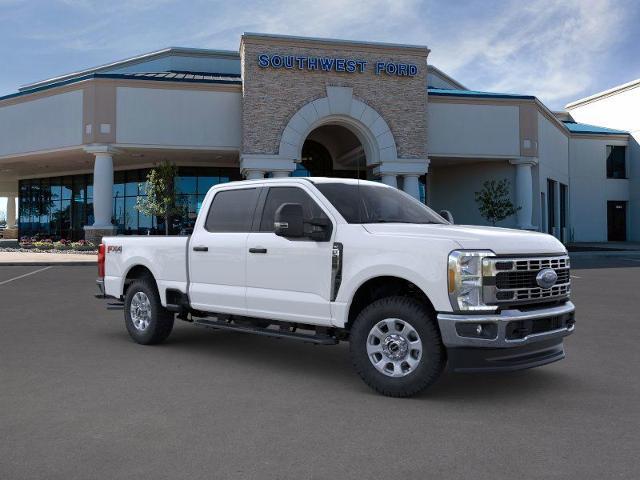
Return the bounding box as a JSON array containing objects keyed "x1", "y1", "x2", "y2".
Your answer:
[{"x1": 103, "y1": 235, "x2": 190, "y2": 304}]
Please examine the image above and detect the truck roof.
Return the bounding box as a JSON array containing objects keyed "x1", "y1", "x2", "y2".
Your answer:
[{"x1": 217, "y1": 177, "x2": 389, "y2": 188}]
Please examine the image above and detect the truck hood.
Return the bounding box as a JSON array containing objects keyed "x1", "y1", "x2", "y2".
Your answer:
[{"x1": 362, "y1": 224, "x2": 566, "y2": 255}]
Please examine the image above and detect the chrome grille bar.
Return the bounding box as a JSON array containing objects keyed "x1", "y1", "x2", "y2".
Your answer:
[{"x1": 483, "y1": 254, "x2": 571, "y2": 306}]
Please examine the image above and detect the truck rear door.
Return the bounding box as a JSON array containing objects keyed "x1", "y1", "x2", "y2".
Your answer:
[{"x1": 188, "y1": 186, "x2": 261, "y2": 315}]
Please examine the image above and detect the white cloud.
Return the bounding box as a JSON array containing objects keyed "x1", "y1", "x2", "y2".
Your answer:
[
  {"x1": 426, "y1": 0, "x2": 628, "y2": 107},
  {"x1": 3, "y1": 0, "x2": 634, "y2": 109}
]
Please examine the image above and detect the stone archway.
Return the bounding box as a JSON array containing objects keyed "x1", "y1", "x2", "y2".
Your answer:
[
  {"x1": 278, "y1": 86, "x2": 398, "y2": 167},
  {"x1": 240, "y1": 85, "x2": 429, "y2": 198}
]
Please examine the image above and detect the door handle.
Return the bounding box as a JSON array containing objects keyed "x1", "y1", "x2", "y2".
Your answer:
[
  {"x1": 249, "y1": 247, "x2": 268, "y2": 254},
  {"x1": 193, "y1": 246, "x2": 208, "y2": 252}
]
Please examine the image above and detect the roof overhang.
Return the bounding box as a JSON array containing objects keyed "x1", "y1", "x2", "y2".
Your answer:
[
  {"x1": 19, "y1": 47, "x2": 240, "y2": 93},
  {"x1": 565, "y1": 78, "x2": 640, "y2": 109}
]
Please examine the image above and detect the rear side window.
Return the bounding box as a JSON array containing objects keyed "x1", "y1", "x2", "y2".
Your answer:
[
  {"x1": 205, "y1": 188, "x2": 259, "y2": 232},
  {"x1": 259, "y1": 187, "x2": 327, "y2": 232}
]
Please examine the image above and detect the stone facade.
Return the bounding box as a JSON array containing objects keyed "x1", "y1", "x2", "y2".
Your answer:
[{"x1": 240, "y1": 34, "x2": 429, "y2": 161}]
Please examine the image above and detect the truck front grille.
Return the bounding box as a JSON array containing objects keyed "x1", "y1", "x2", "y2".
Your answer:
[
  {"x1": 496, "y1": 268, "x2": 570, "y2": 289},
  {"x1": 484, "y1": 255, "x2": 571, "y2": 306}
]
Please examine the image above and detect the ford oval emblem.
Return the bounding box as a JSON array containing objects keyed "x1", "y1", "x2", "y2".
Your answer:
[{"x1": 536, "y1": 268, "x2": 558, "y2": 289}]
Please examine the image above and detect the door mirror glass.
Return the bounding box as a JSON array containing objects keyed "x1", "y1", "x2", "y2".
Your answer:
[
  {"x1": 439, "y1": 210, "x2": 454, "y2": 224},
  {"x1": 307, "y1": 217, "x2": 332, "y2": 241},
  {"x1": 274, "y1": 203, "x2": 305, "y2": 237}
]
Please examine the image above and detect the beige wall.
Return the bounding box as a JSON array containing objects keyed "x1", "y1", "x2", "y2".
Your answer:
[
  {"x1": 568, "y1": 86, "x2": 639, "y2": 241},
  {"x1": 569, "y1": 137, "x2": 629, "y2": 241},
  {"x1": 115, "y1": 86, "x2": 242, "y2": 148},
  {"x1": 240, "y1": 36, "x2": 428, "y2": 159},
  {"x1": 0, "y1": 90, "x2": 83, "y2": 157},
  {"x1": 427, "y1": 102, "x2": 520, "y2": 157},
  {"x1": 429, "y1": 161, "x2": 518, "y2": 228}
]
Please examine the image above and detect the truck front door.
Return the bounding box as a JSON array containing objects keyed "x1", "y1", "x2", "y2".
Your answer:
[{"x1": 245, "y1": 185, "x2": 334, "y2": 325}]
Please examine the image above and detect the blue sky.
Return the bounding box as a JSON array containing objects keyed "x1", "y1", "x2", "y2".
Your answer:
[
  {"x1": 1, "y1": 0, "x2": 639, "y2": 216},
  {"x1": 0, "y1": 0, "x2": 639, "y2": 109}
]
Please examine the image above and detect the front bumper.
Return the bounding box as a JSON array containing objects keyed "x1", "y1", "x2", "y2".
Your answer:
[{"x1": 437, "y1": 301, "x2": 575, "y2": 372}]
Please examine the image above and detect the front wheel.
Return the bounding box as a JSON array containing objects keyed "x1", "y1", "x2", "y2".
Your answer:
[
  {"x1": 124, "y1": 279, "x2": 174, "y2": 345},
  {"x1": 349, "y1": 296, "x2": 446, "y2": 397}
]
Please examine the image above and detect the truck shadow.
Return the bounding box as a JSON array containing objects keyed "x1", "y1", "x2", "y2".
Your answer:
[{"x1": 161, "y1": 325, "x2": 579, "y2": 402}]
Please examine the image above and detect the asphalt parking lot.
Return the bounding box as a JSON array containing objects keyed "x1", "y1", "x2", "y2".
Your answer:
[{"x1": 1, "y1": 257, "x2": 639, "y2": 479}]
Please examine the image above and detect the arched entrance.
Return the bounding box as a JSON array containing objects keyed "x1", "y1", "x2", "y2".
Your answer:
[
  {"x1": 241, "y1": 86, "x2": 428, "y2": 199},
  {"x1": 299, "y1": 124, "x2": 367, "y2": 179}
]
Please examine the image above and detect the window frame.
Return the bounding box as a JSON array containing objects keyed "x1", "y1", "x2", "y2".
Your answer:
[
  {"x1": 203, "y1": 187, "x2": 261, "y2": 234},
  {"x1": 255, "y1": 185, "x2": 331, "y2": 234},
  {"x1": 606, "y1": 145, "x2": 627, "y2": 179}
]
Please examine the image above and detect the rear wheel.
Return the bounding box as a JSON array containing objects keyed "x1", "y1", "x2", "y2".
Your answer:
[
  {"x1": 349, "y1": 296, "x2": 446, "y2": 397},
  {"x1": 124, "y1": 279, "x2": 174, "y2": 345}
]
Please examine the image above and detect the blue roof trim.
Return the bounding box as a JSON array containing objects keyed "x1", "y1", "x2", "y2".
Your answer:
[
  {"x1": 428, "y1": 87, "x2": 535, "y2": 100},
  {"x1": 0, "y1": 72, "x2": 242, "y2": 102},
  {"x1": 562, "y1": 121, "x2": 628, "y2": 135}
]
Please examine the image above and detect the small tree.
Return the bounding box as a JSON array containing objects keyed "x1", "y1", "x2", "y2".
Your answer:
[
  {"x1": 136, "y1": 161, "x2": 183, "y2": 235},
  {"x1": 474, "y1": 179, "x2": 520, "y2": 226}
]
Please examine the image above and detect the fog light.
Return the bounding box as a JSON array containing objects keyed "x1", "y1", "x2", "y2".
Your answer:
[{"x1": 455, "y1": 322, "x2": 498, "y2": 339}]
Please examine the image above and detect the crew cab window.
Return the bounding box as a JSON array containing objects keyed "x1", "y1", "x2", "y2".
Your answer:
[
  {"x1": 259, "y1": 187, "x2": 327, "y2": 232},
  {"x1": 205, "y1": 188, "x2": 259, "y2": 232}
]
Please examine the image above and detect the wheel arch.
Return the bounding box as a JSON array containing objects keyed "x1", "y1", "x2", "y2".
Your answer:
[
  {"x1": 345, "y1": 275, "x2": 436, "y2": 331},
  {"x1": 121, "y1": 264, "x2": 158, "y2": 298}
]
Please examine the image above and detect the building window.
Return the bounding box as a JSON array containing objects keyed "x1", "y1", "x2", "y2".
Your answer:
[
  {"x1": 18, "y1": 166, "x2": 240, "y2": 240},
  {"x1": 606, "y1": 145, "x2": 626, "y2": 179}
]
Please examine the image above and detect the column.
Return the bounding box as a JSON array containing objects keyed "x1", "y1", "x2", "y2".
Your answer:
[
  {"x1": 402, "y1": 174, "x2": 420, "y2": 200},
  {"x1": 510, "y1": 158, "x2": 537, "y2": 230},
  {"x1": 240, "y1": 154, "x2": 295, "y2": 181},
  {"x1": 84, "y1": 146, "x2": 118, "y2": 243},
  {"x1": 92, "y1": 152, "x2": 115, "y2": 227},
  {"x1": 245, "y1": 170, "x2": 265, "y2": 180},
  {"x1": 373, "y1": 159, "x2": 429, "y2": 200},
  {"x1": 6, "y1": 195, "x2": 16, "y2": 229},
  {"x1": 380, "y1": 174, "x2": 397, "y2": 188}
]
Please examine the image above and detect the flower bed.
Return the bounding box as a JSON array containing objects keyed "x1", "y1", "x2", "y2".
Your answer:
[{"x1": 8, "y1": 237, "x2": 98, "y2": 254}]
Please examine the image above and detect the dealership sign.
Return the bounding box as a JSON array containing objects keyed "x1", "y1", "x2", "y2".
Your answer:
[{"x1": 257, "y1": 54, "x2": 418, "y2": 77}]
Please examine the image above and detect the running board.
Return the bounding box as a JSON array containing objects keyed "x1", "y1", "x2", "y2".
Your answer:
[
  {"x1": 106, "y1": 302, "x2": 124, "y2": 310},
  {"x1": 192, "y1": 318, "x2": 338, "y2": 345}
]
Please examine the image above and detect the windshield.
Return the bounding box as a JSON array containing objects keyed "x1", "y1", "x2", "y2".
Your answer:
[{"x1": 314, "y1": 182, "x2": 447, "y2": 224}]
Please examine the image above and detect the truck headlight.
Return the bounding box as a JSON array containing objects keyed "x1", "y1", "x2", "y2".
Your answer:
[{"x1": 448, "y1": 250, "x2": 496, "y2": 312}]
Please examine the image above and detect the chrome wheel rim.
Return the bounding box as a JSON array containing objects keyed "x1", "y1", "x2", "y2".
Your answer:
[
  {"x1": 366, "y1": 318, "x2": 423, "y2": 377},
  {"x1": 130, "y1": 292, "x2": 152, "y2": 331}
]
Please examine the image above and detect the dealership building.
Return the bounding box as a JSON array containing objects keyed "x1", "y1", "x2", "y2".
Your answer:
[{"x1": 0, "y1": 33, "x2": 637, "y2": 243}]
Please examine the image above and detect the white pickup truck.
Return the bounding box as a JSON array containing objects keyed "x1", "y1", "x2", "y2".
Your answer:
[{"x1": 97, "y1": 177, "x2": 575, "y2": 397}]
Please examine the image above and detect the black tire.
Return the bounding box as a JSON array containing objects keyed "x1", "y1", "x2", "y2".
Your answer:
[
  {"x1": 124, "y1": 279, "x2": 174, "y2": 345},
  {"x1": 349, "y1": 296, "x2": 446, "y2": 397}
]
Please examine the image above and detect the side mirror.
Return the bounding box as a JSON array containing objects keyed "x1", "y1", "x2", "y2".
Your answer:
[
  {"x1": 307, "y1": 217, "x2": 332, "y2": 242},
  {"x1": 440, "y1": 210, "x2": 454, "y2": 224},
  {"x1": 274, "y1": 203, "x2": 305, "y2": 237}
]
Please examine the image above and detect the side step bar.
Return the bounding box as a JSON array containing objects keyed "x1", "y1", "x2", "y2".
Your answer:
[{"x1": 192, "y1": 318, "x2": 338, "y2": 345}]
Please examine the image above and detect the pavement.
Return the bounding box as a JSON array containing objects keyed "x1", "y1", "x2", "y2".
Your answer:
[
  {"x1": 0, "y1": 257, "x2": 639, "y2": 479},
  {"x1": 0, "y1": 251, "x2": 96, "y2": 266}
]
